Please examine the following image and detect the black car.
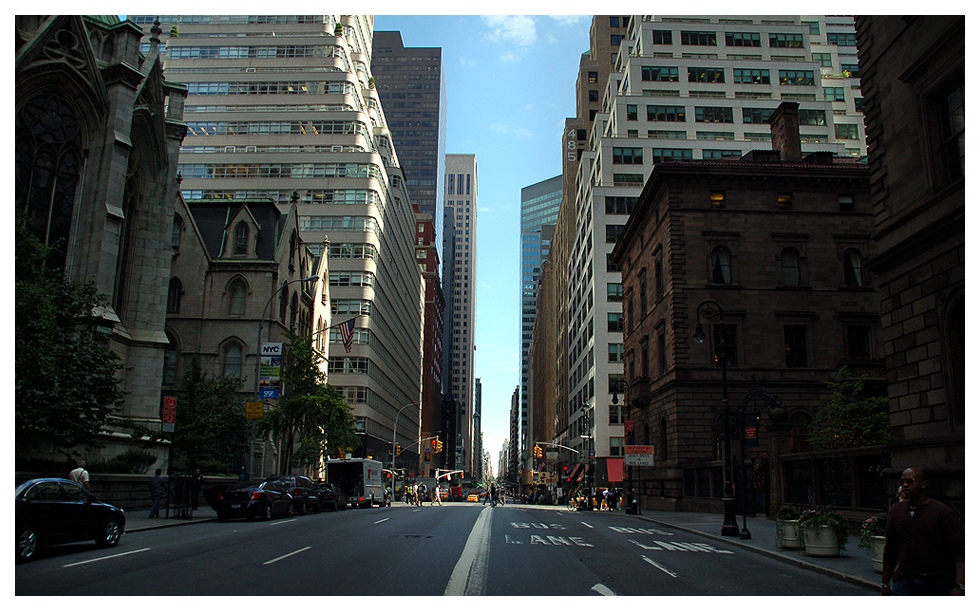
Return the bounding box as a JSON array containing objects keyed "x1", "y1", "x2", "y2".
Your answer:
[
  {"x1": 272, "y1": 475, "x2": 320, "y2": 515},
  {"x1": 316, "y1": 482, "x2": 348, "y2": 511},
  {"x1": 204, "y1": 480, "x2": 294, "y2": 521},
  {"x1": 16, "y1": 478, "x2": 126, "y2": 563}
]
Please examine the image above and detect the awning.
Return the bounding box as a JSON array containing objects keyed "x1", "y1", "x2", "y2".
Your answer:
[{"x1": 606, "y1": 458, "x2": 624, "y2": 483}]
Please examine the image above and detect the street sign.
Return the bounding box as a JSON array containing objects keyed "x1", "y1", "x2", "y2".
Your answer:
[
  {"x1": 246, "y1": 401, "x2": 264, "y2": 420},
  {"x1": 625, "y1": 444, "x2": 655, "y2": 467},
  {"x1": 258, "y1": 343, "x2": 283, "y2": 399},
  {"x1": 162, "y1": 396, "x2": 177, "y2": 433}
]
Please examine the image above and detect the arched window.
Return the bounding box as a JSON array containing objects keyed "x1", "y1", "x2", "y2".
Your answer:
[
  {"x1": 289, "y1": 291, "x2": 298, "y2": 329},
  {"x1": 710, "y1": 246, "x2": 733, "y2": 284},
  {"x1": 167, "y1": 278, "x2": 182, "y2": 313},
  {"x1": 843, "y1": 249, "x2": 863, "y2": 287},
  {"x1": 655, "y1": 258, "x2": 664, "y2": 298},
  {"x1": 15, "y1": 95, "x2": 83, "y2": 272},
  {"x1": 278, "y1": 280, "x2": 288, "y2": 321},
  {"x1": 163, "y1": 332, "x2": 179, "y2": 386},
  {"x1": 223, "y1": 343, "x2": 243, "y2": 379},
  {"x1": 228, "y1": 278, "x2": 247, "y2": 316},
  {"x1": 289, "y1": 230, "x2": 297, "y2": 269},
  {"x1": 779, "y1": 247, "x2": 801, "y2": 286},
  {"x1": 172, "y1": 215, "x2": 183, "y2": 252},
  {"x1": 234, "y1": 221, "x2": 249, "y2": 255}
]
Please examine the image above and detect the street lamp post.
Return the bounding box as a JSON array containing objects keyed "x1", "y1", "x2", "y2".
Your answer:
[
  {"x1": 251, "y1": 274, "x2": 319, "y2": 479},
  {"x1": 692, "y1": 299, "x2": 739, "y2": 537},
  {"x1": 391, "y1": 401, "x2": 419, "y2": 487},
  {"x1": 612, "y1": 379, "x2": 638, "y2": 514}
]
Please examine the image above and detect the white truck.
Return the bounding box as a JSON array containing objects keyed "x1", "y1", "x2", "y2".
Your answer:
[{"x1": 324, "y1": 458, "x2": 387, "y2": 508}]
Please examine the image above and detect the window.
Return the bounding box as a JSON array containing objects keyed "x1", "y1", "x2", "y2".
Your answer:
[
  {"x1": 784, "y1": 325, "x2": 808, "y2": 367},
  {"x1": 607, "y1": 283, "x2": 623, "y2": 302},
  {"x1": 845, "y1": 324, "x2": 872, "y2": 360},
  {"x1": 651, "y1": 30, "x2": 673, "y2": 45},
  {"x1": 713, "y1": 324, "x2": 738, "y2": 367},
  {"x1": 607, "y1": 312, "x2": 624, "y2": 333},
  {"x1": 609, "y1": 437, "x2": 625, "y2": 457},
  {"x1": 842, "y1": 249, "x2": 863, "y2": 287},
  {"x1": 642, "y1": 66, "x2": 680, "y2": 82},
  {"x1": 742, "y1": 107, "x2": 773, "y2": 124},
  {"x1": 769, "y1": 33, "x2": 804, "y2": 48},
  {"x1": 652, "y1": 148, "x2": 692, "y2": 162},
  {"x1": 611, "y1": 34, "x2": 624, "y2": 46},
  {"x1": 163, "y1": 334, "x2": 178, "y2": 386},
  {"x1": 779, "y1": 70, "x2": 815, "y2": 85},
  {"x1": 588, "y1": 71, "x2": 598, "y2": 84},
  {"x1": 725, "y1": 32, "x2": 761, "y2": 47},
  {"x1": 657, "y1": 330, "x2": 667, "y2": 374},
  {"x1": 838, "y1": 194, "x2": 855, "y2": 212},
  {"x1": 233, "y1": 222, "x2": 249, "y2": 255},
  {"x1": 655, "y1": 258, "x2": 664, "y2": 298},
  {"x1": 798, "y1": 109, "x2": 826, "y2": 125},
  {"x1": 802, "y1": 21, "x2": 820, "y2": 35},
  {"x1": 695, "y1": 107, "x2": 734, "y2": 123},
  {"x1": 626, "y1": 104, "x2": 637, "y2": 120},
  {"x1": 827, "y1": 32, "x2": 857, "y2": 46},
  {"x1": 172, "y1": 216, "x2": 183, "y2": 252},
  {"x1": 606, "y1": 225, "x2": 625, "y2": 243},
  {"x1": 812, "y1": 52, "x2": 833, "y2": 67},
  {"x1": 647, "y1": 105, "x2": 686, "y2": 122},
  {"x1": 681, "y1": 31, "x2": 717, "y2": 46},
  {"x1": 223, "y1": 343, "x2": 243, "y2": 379},
  {"x1": 228, "y1": 278, "x2": 247, "y2": 315},
  {"x1": 710, "y1": 245, "x2": 733, "y2": 284},
  {"x1": 605, "y1": 196, "x2": 636, "y2": 215},
  {"x1": 841, "y1": 63, "x2": 861, "y2": 79},
  {"x1": 733, "y1": 68, "x2": 770, "y2": 84},
  {"x1": 703, "y1": 150, "x2": 740, "y2": 159},
  {"x1": 609, "y1": 404, "x2": 624, "y2": 425},
  {"x1": 613, "y1": 173, "x2": 644, "y2": 186},
  {"x1": 823, "y1": 87, "x2": 845, "y2": 102},
  {"x1": 934, "y1": 79, "x2": 965, "y2": 185},
  {"x1": 612, "y1": 147, "x2": 643, "y2": 164},
  {"x1": 854, "y1": 97, "x2": 865, "y2": 112},
  {"x1": 779, "y1": 247, "x2": 802, "y2": 285},
  {"x1": 608, "y1": 343, "x2": 624, "y2": 362},
  {"x1": 835, "y1": 123, "x2": 859, "y2": 140},
  {"x1": 688, "y1": 67, "x2": 725, "y2": 83},
  {"x1": 589, "y1": 89, "x2": 599, "y2": 102},
  {"x1": 167, "y1": 278, "x2": 182, "y2": 313},
  {"x1": 709, "y1": 191, "x2": 726, "y2": 208}
]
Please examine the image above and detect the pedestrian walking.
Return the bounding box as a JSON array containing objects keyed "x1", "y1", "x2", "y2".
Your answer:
[
  {"x1": 431, "y1": 485, "x2": 443, "y2": 506},
  {"x1": 416, "y1": 483, "x2": 425, "y2": 507},
  {"x1": 69, "y1": 459, "x2": 90, "y2": 491},
  {"x1": 489, "y1": 483, "x2": 497, "y2": 507},
  {"x1": 148, "y1": 468, "x2": 166, "y2": 518},
  {"x1": 881, "y1": 467, "x2": 965, "y2": 596},
  {"x1": 190, "y1": 468, "x2": 203, "y2": 510}
]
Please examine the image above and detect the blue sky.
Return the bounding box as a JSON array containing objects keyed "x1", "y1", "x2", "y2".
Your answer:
[{"x1": 373, "y1": 15, "x2": 592, "y2": 470}]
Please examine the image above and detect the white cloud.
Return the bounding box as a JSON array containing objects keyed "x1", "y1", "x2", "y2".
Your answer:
[
  {"x1": 547, "y1": 15, "x2": 587, "y2": 27},
  {"x1": 481, "y1": 15, "x2": 538, "y2": 48}
]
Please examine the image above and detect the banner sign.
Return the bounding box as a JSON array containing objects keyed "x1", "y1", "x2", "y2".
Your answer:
[
  {"x1": 258, "y1": 343, "x2": 283, "y2": 399},
  {"x1": 162, "y1": 396, "x2": 177, "y2": 433},
  {"x1": 625, "y1": 444, "x2": 655, "y2": 466}
]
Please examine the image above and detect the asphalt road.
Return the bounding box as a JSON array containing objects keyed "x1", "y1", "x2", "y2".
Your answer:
[{"x1": 15, "y1": 503, "x2": 873, "y2": 596}]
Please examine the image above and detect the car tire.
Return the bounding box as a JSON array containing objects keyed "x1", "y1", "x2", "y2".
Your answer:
[
  {"x1": 313, "y1": 500, "x2": 322, "y2": 514},
  {"x1": 263, "y1": 503, "x2": 273, "y2": 521},
  {"x1": 17, "y1": 527, "x2": 38, "y2": 563},
  {"x1": 95, "y1": 519, "x2": 122, "y2": 548},
  {"x1": 299, "y1": 500, "x2": 308, "y2": 516},
  {"x1": 286, "y1": 503, "x2": 294, "y2": 518}
]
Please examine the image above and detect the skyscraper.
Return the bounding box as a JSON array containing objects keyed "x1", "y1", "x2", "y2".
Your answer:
[
  {"x1": 443, "y1": 153, "x2": 478, "y2": 475},
  {"x1": 133, "y1": 14, "x2": 424, "y2": 464}
]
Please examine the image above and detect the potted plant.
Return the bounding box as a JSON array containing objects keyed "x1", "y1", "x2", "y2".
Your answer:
[
  {"x1": 774, "y1": 504, "x2": 803, "y2": 549},
  {"x1": 858, "y1": 512, "x2": 887, "y2": 572},
  {"x1": 799, "y1": 506, "x2": 850, "y2": 557}
]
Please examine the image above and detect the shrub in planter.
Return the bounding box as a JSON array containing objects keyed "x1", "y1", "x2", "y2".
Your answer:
[
  {"x1": 775, "y1": 504, "x2": 803, "y2": 548},
  {"x1": 858, "y1": 512, "x2": 887, "y2": 550},
  {"x1": 799, "y1": 507, "x2": 849, "y2": 553}
]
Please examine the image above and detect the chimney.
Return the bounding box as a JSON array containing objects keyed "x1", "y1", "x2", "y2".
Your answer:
[{"x1": 769, "y1": 101, "x2": 802, "y2": 162}]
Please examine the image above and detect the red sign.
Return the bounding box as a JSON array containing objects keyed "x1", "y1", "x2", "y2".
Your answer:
[
  {"x1": 162, "y1": 396, "x2": 177, "y2": 433},
  {"x1": 624, "y1": 420, "x2": 634, "y2": 433},
  {"x1": 744, "y1": 426, "x2": 758, "y2": 440}
]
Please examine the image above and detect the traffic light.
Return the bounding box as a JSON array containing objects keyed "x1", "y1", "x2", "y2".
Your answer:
[
  {"x1": 435, "y1": 440, "x2": 444, "y2": 453},
  {"x1": 533, "y1": 446, "x2": 543, "y2": 459},
  {"x1": 395, "y1": 444, "x2": 401, "y2": 456},
  {"x1": 431, "y1": 438, "x2": 438, "y2": 448}
]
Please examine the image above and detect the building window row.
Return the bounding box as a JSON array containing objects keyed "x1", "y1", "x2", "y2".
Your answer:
[
  {"x1": 185, "y1": 119, "x2": 369, "y2": 137},
  {"x1": 647, "y1": 28, "x2": 856, "y2": 48},
  {"x1": 185, "y1": 80, "x2": 358, "y2": 96},
  {"x1": 178, "y1": 162, "x2": 383, "y2": 181},
  {"x1": 705, "y1": 244, "x2": 866, "y2": 288}
]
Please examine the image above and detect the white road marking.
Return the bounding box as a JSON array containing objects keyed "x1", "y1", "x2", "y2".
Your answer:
[
  {"x1": 504, "y1": 534, "x2": 523, "y2": 544},
  {"x1": 63, "y1": 547, "x2": 151, "y2": 567},
  {"x1": 642, "y1": 555, "x2": 678, "y2": 578},
  {"x1": 592, "y1": 583, "x2": 618, "y2": 596},
  {"x1": 263, "y1": 546, "x2": 311, "y2": 565},
  {"x1": 270, "y1": 518, "x2": 297, "y2": 525},
  {"x1": 444, "y1": 506, "x2": 493, "y2": 596},
  {"x1": 580, "y1": 522, "x2": 594, "y2": 529},
  {"x1": 374, "y1": 517, "x2": 389, "y2": 524}
]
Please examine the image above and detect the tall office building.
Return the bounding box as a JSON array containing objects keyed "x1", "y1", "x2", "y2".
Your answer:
[
  {"x1": 556, "y1": 15, "x2": 866, "y2": 478},
  {"x1": 519, "y1": 176, "x2": 562, "y2": 464},
  {"x1": 371, "y1": 31, "x2": 448, "y2": 242},
  {"x1": 443, "y1": 153, "x2": 478, "y2": 476},
  {"x1": 133, "y1": 15, "x2": 424, "y2": 464}
]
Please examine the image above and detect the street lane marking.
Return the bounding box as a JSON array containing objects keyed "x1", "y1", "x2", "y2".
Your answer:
[
  {"x1": 63, "y1": 547, "x2": 150, "y2": 567},
  {"x1": 504, "y1": 534, "x2": 523, "y2": 544},
  {"x1": 592, "y1": 583, "x2": 617, "y2": 596},
  {"x1": 270, "y1": 518, "x2": 297, "y2": 525},
  {"x1": 375, "y1": 518, "x2": 390, "y2": 524},
  {"x1": 642, "y1": 555, "x2": 678, "y2": 578},
  {"x1": 629, "y1": 539, "x2": 733, "y2": 554},
  {"x1": 444, "y1": 506, "x2": 492, "y2": 596},
  {"x1": 580, "y1": 522, "x2": 594, "y2": 528},
  {"x1": 263, "y1": 546, "x2": 311, "y2": 565}
]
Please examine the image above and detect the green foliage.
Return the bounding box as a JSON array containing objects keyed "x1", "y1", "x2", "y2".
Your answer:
[
  {"x1": 15, "y1": 221, "x2": 124, "y2": 459},
  {"x1": 89, "y1": 449, "x2": 158, "y2": 474},
  {"x1": 259, "y1": 329, "x2": 359, "y2": 473},
  {"x1": 774, "y1": 504, "x2": 803, "y2": 521},
  {"x1": 799, "y1": 507, "x2": 850, "y2": 552},
  {"x1": 858, "y1": 512, "x2": 888, "y2": 550},
  {"x1": 809, "y1": 367, "x2": 889, "y2": 450},
  {"x1": 169, "y1": 353, "x2": 249, "y2": 473}
]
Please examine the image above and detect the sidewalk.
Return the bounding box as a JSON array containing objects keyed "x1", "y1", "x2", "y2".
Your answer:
[{"x1": 124, "y1": 505, "x2": 219, "y2": 533}]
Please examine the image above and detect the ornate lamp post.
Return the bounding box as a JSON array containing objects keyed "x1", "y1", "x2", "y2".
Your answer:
[
  {"x1": 692, "y1": 299, "x2": 739, "y2": 537},
  {"x1": 612, "y1": 379, "x2": 639, "y2": 514}
]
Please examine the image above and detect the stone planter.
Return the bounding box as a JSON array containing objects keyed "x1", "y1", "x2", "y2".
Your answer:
[
  {"x1": 777, "y1": 519, "x2": 803, "y2": 549},
  {"x1": 803, "y1": 524, "x2": 840, "y2": 557},
  {"x1": 869, "y1": 535, "x2": 886, "y2": 573}
]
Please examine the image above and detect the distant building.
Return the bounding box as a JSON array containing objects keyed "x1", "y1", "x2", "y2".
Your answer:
[
  {"x1": 855, "y1": 16, "x2": 965, "y2": 511},
  {"x1": 414, "y1": 204, "x2": 446, "y2": 475},
  {"x1": 15, "y1": 16, "x2": 186, "y2": 465}
]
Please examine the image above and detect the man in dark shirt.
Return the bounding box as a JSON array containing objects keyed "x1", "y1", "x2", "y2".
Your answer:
[{"x1": 881, "y1": 467, "x2": 965, "y2": 596}]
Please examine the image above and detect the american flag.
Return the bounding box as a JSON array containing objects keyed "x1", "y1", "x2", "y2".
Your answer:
[{"x1": 338, "y1": 317, "x2": 356, "y2": 353}]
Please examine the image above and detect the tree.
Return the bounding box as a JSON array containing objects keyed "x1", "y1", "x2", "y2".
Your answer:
[
  {"x1": 809, "y1": 367, "x2": 890, "y2": 450},
  {"x1": 168, "y1": 353, "x2": 250, "y2": 474},
  {"x1": 259, "y1": 329, "x2": 359, "y2": 473},
  {"x1": 15, "y1": 221, "x2": 124, "y2": 460}
]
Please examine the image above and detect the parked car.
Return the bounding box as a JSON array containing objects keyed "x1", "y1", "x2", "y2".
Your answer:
[
  {"x1": 16, "y1": 478, "x2": 126, "y2": 563},
  {"x1": 316, "y1": 482, "x2": 348, "y2": 511},
  {"x1": 204, "y1": 480, "x2": 294, "y2": 521},
  {"x1": 271, "y1": 475, "x2": 320, "y2": 515}
]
